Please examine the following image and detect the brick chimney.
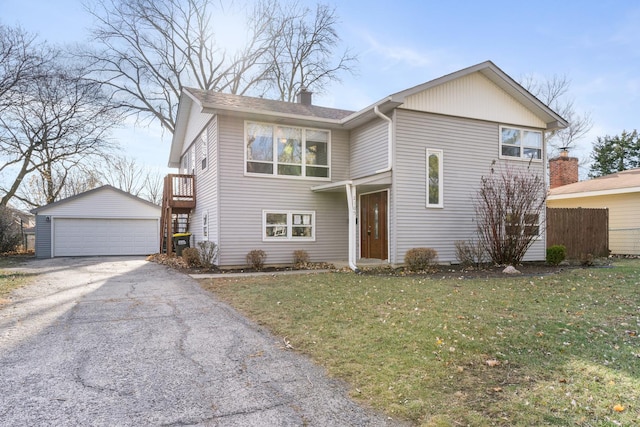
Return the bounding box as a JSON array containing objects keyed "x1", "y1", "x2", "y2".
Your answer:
[
  {"x1": 549, "y1": 148, "x2": 579, "y2": 189},
  {"x1": 296, "y1": 87, "x2": 312, "y2": 105}
]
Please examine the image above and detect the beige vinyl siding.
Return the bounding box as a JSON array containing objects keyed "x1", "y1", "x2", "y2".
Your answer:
[
  {"x1": 392, "y1": 110, "x2": 546, "y2": 264},
  {"x1": 402, "y1": 72, "x2": 546, "y2": 129},
  {"x1": 217, "y1": 115, "x2": 349, "y2": 266},
  {"x1": 547, "y1": 193, "x2": 640, "y2": 255},
  {"x1": 181, "y1": 103, "x2": 213, "y2": 157},
  {"x1": 191, "y1": 117, "x2": 219, "y2": 248},
  {"x1": 350, "y1": 118, "x2": 388, "y2": 179}
]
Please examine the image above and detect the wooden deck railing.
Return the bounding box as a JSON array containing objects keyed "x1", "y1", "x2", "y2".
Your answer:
[{"x1": 163, "y1": 174, "x2": 195, "y2": 209}]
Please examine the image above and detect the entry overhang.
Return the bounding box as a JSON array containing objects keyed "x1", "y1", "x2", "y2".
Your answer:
[{"x1": 310, "y1": 171, "x2": 392, "y2": 193}]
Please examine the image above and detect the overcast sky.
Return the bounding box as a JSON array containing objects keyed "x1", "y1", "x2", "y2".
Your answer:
[{"x1": 2, "y1": 0, "x2": 639, "y2": 177}]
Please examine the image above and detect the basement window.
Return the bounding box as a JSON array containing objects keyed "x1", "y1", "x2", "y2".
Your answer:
[{"x1": 263, "y1": 211, "x2": 315, "y2": 241}]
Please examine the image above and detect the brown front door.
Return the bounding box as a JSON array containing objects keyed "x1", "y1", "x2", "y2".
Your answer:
[{"x1": 360, "y1": 191, "x2": 388, "y2": 260}]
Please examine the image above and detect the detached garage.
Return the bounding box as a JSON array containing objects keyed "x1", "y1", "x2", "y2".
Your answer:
[{"x1": 32, "y1": 186, "x2": 161, "y2": 258}]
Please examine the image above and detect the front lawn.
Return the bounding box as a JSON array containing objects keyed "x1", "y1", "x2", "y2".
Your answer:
[
  {"x1": 0, "y1": 256, "x2": 31, "y2": 303},
  {"x1": 200, "y1": 260, "x2": 640, "y2": 426}
]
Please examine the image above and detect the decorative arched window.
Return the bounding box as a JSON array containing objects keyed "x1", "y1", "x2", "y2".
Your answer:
[{"x1": 426, "y1": 149, "x2": 443, "y2": 208}]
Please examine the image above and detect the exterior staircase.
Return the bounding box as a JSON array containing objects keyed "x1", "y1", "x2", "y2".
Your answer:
[{"x1": 160, "y1": 174, "x2": 195, "y2": 255}]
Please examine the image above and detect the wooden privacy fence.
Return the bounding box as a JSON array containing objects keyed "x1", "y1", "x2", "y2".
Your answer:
[{"x1": 546, "y1": 208, "x2": 609, "y2": 259}]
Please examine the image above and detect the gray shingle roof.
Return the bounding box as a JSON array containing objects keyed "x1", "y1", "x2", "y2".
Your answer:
[{"x1": 184, "y1": 88, "x2": 355, "y2": 121}]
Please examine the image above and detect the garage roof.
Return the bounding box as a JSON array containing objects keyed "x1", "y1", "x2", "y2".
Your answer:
[{"x1": 31, "y1": 185, "x2": 161, "y2": 216}]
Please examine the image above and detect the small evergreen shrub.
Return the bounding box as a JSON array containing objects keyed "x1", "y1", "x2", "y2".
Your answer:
[
  {"x1": 404, "y1": 248, "x2": 439, "y2": 271},
  {"x1": 454, "y1": 239, "x2": 488, "y2": 267},
  {"x1": 292, "y1": 250, "x2": 310, "y2": 269},
  {"x1": 546, "y1": 245, "x2": 567, "y2": 265},
  {"x1": 246, "y1": 249, "x2": 267, "y2": 271},
  {"x1": 197, "y1": 241, "x2": 219, "y2": 268},
  {"x1": 182, "y1": 247, "x2": 201, "y2": 267}
]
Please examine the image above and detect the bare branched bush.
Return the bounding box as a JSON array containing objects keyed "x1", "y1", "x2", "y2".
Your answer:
[
  {"x1": 474, "y1": 163, "x2": 546, "y2": 265},
  {"x1": 246, "y1": 249, "x2": 267, "y2": 271},
  {"x1": 404, "y1": 248, "x2": 438, "y2": 272},
  {"x1": 292, "y1": 249, "x2": 310, "y2": 269},
  {"x1": 0, "y1": 207, "x2": 21, "y2": 253},
  {"x1": 454, "y1": 239, "x2": 488, "y2": 268},
  {"x1": 197, "y1": 241, "x2": 219, "y2": 268},
  {"x1": 181, "y1": 247, "x2": 201, "y2": 267}
]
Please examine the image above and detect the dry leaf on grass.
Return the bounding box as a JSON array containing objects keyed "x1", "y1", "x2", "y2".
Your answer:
[{"x1": 486, "y1": 359, "x2": 500, "y2": 367}]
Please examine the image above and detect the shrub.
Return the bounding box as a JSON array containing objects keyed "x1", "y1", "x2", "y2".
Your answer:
[
  {"x1": 246, "y1": 249, "x2": 267, "y2": 271},
  {"x1": 580, "y1": 253, "x2": 594, "y2": 266},
  {"x1": 546, "y1": 245, "x2": 567, "y2": 265},
  {"x1": 197, "y1": 241, "x2": 219, "y2": 268},
  {"x1": 404, "y1": 248, "x2": 439, "y2": 272},
  {"x1": 182, "y1": 247, "x2": 201, "y2": 267},
  {"x1": 292, "y1": 250, "x2": 310, "y2": 269},
  {"x1": 0, "y1": 207, "x2": 21, "y2": 253},
  {"x1": 454, "y1": 239, "x2": 488, "y2": 267}
]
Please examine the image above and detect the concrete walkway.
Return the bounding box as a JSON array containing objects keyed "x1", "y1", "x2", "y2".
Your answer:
[{"x1": 0, "y1": 257, "x2": 402, "y2": 426}]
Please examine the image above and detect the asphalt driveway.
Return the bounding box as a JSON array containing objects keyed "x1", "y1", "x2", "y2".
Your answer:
[{"x1": 0, "y1": 257, "x2": 400, "y2": 426}]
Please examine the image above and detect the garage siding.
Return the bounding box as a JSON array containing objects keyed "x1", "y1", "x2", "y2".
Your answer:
[
  {"x1": 32, "y1": 186, "x2": 161, "y2": 258},
  {"x1": 53, "y1": 218, "x2": 159, "y2": 257},
  {"x1": 34, "y1": 215, "x2": 52, "y2": 258}
]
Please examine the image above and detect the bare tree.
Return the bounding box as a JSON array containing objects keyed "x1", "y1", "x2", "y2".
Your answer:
[
  {"x1": 83, "y1": 0, "x2": 275, "y2": 133},
  {"x1": 142, "y1": 169, "x2": 164, "y2": 205},
  {"x1": 520, "y1": 74, "x2": 592, "y2": 157},
  {"x1": 0, "y1": 25, "x2": 52, "y2": 112},
  {"x1": 83, "y1": 0, "x2": 357, "y2": 133},
  {"x1": 474, "y1": 162, "x2": 547, "y2": 266},
  {"x1": 99, "y1": 155, "x2": 163, "y2": 204},
  {"x1": 0, "y1": 54, "x2": 120, "y2": 207},
  {"x1": 263, "y1": 1, "x2": 357, "y2": 101}
]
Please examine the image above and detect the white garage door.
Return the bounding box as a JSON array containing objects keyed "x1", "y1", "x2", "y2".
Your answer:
[{"x1": 54, "y1": 218, "x2": 158, "y2": 257}]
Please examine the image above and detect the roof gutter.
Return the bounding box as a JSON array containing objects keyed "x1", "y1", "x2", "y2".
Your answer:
[{"x1": 374, "y1": 105, "x2": 393, "y2": 173}]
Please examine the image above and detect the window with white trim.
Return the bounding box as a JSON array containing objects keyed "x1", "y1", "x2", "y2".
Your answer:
[
  {"x1": 190, "y1": 146, "x2": 195, "y2": 174},
  {"x1": 506, "y1": 212, "x2": 540, "y2": 237},
  {"x1": 500, "y1": 126, "x2": 542, "y2": 160},
  {"x1": 246, "y1": 121, "x2": 330, "y2": 179},
  {"x1": 201, "y1": 127, "x2": 208, "y2": 171},
  {"x1": 181, "y1": 149, "x2": 190, "y2": 174},
  {"x1": 426, "y1": 149, "x2": 443, "y2": 208},
  {"x1": 202, "y1": 211, "x2": 208, "y2": 240},
  {"x1": 263, "y1": 211, "x2": 315, "y2": 241}
]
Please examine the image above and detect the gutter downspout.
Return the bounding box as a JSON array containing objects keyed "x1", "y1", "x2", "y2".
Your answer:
[
  {"x1": 345, "y1": 183, "x2": 360, "y2": 272},
  {"x1": 374, "y1": 105, "x2": 393, "y2": 174}
]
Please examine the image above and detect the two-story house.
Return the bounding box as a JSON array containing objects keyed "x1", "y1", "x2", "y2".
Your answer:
[{"x1": 163, "y1": 61, "x2": 567, "y2": 269}]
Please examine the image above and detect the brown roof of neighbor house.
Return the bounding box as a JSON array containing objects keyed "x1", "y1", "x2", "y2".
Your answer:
[
  {"x1": 548, "y1": 168, "x2": 640, "y2": 197},
  {"x1": 184, "y1": 88, "x2": 355, "y2": 121}
]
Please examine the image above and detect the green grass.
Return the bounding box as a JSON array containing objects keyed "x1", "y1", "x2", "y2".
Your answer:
[
  {"x1": 0, "y1": 256, "x2": 32, "y2": 302},
  {"x1": 200, "y1": 260, "x2": 640, "y2": 426}
]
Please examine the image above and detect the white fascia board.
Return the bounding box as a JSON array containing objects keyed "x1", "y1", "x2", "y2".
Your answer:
[{"x1": 548, "y1": 186, "x2": 640, "y2": 200}]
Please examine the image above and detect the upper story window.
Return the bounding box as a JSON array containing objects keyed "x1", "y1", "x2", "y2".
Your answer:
[
  {"x1": 500, "y1": 126, "x2": 542, "y2": 161},
  {"x1": 246, "y1": 121, "x2": 330, "y2": 179},
  {"x1": 201, "y1": 127, "x2": 208, "y2": 171}
]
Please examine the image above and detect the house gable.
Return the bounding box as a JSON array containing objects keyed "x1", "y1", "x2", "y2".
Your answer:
[{"x1": 401, "y1": 72, "x2": 546, "y2": 129}]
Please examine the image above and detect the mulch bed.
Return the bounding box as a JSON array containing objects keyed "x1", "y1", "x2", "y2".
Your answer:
[{"x1": 147, "y1": 253, "x2": 616, "y2": 279}]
